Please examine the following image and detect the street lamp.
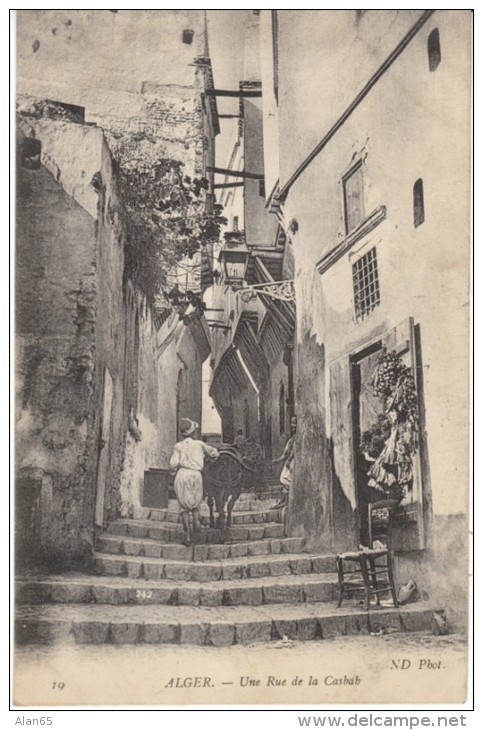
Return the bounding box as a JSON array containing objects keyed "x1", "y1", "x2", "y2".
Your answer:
[{"x1": 218, "y1": 243, "x2": 250, "y2": 288}]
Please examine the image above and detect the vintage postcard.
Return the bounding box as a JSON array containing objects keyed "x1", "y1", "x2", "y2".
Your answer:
[{"x1": 13, "y1": 9, "x2": 472, "y2": 707}]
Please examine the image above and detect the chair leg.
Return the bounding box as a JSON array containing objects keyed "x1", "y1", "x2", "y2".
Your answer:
[
  {"x1": 336, "y1": 557, "x2": 344, "y2": 608},
  {"x1": 360, "y1": 557, "x2": 371, "y2": 610},
  {"x1": 368, "y1": 556, "x2": 381, "y2": 605},
  {"x1": 386, "y1": 550, "x2": 399, "y2": 607}
]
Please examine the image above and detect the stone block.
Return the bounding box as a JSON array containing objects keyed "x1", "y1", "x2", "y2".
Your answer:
[
  {"x1": 143, "y1": 623, "x2": 179, "y2": 644},
  {"x1": 142, "y1": 562, "x2": 163, "y2": 581},
  {"x1": 280, "y1": 537, "x2": 305, "y2": 553},
  {"x1": 109, "y1": 622, "x2": 140, "y2": 644},
  {"x1": 399, "y1": 609, "x2": 433, "y2": 632},
  {"x1": 229, "y1": 527, "x2": 249, "y2": 541},
  {"x1": 97, "y1": 537, "x2": 121, "y2": 554},
  {"x1": 272, "y1": 619, "x2": 297, "y2": 640},
  {"x1": 192, "y1": 564, "x2": 222, "y2": 582},
  {"x1": 131, "y1": 586, "x2": 172, "y2": 605},
  {"x1": 177, "y1": 587, "x2": 200, "y2": 606},
  {"x1": 162, "y1": 544, "x2": 192, "y2": 561},
  {"x1": 311, "y1": 556, "x2": 335, "y2": 573},
  {"x1": 163, "y1": 563, "x2": 194, "y2": 581},
  {"x1": 345, "y1": 614, "x2": 370, "y2": 636},
  {"x1": 248, "y1": 561, "x2": 270, "y2": 579},
  {"x1": 106, "y1": 522, "x2": 127, "y2": 536},
  {"x1": 49, "y1": 582, "x2": 89, "y2": 603},
  {"x1": 148, "y1": 527, "x2": 168, "y2": 541},
  {"x1": 319, "y1": 614, "x2": 347, "y2": 639},
  {"x1": 91, "y1": 585, "x2": 120, "y2": 604},
  {"x1": 127, "y1": 524, "x2": 149, "y2": 538},
  {"x1": 97, "y1": 558, "x2": 126, "y2": 577},
  {"x1": 222, "y1": 563, "x2": 248, "y2": 581},
  {"x1": 229, "y1": 543, "x2": 248, "y2": 558},
  {"x1": 367, "y1": 609, "x2": 402, "y2": 634},
  {"x1": 126, "y1": 561, "x2": 143, "y2": 579},
  {"x1": 16, "y1": 582, "x2": 47, "y2": 604},
  {"x1": 269, "y1": 540, "x2": 282, "y2": 554},
  {"x1": 180, "y1": 623, "x2": 209, "y2": 645},
  {"x1": 123, "y1": 540, "x2": 145, "y2": 557},
  {"x1": 72, "y1": 621, "x2": 109, "y2": 644},
  {"x1": 247, "y1": 541, "x2": 270, "y2": 556},
  {"x1": 296, "y1": 617, "x2": 319, "y2": 641},
  {"x1": 207, "y1": 544, "x2": 230, "y2": 560},
  {"x1": 252, "y1": 512, "x2": 265, "y2": 524},
  {"x1": 208, "y1": 622, "x2": 235, "y2": 647},
  {"x1": 225, "y1": 586, "x2": 263, "y2": 606},
  {"x1": 290, "y1": 558, "x2": 313, "y2": 575},
  {"x1": 263, "y1": 583, "x2": 304, "y2": 604},
  {"x1": 143, "y1": 542, "x2": 163, "y2": 559},
  {"x1": 247, "y1": 526, "x2": 265, "y2": 540},
  {"x1": 193, "y1": 545, "x2": 210, "y2": 561},
  {"x1": 264, "y1": 524, "x2": 284, "y2": 539},
  {"x1": 200, "y1": 588, "x2": 223, "y2": 606},
  {"x1": 235, "y1": 620, "x2": 271, "y2": 645},
  {"x1": 303, "y1": 582, "x2": 334, "y2": 603},
  {"x1": 268, "y1": 560, "x2": 292, "y2": 577},
  {"x1": 132, "y1": 507, "x2": 149, "y2": 521}
]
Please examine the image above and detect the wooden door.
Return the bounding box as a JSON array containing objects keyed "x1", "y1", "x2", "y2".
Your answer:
[{"x1": 95, "y1": 368, "x2": 114, "y2": 527}]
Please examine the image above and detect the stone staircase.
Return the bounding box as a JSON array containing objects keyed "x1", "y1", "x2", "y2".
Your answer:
[{"x1": 16, "y1": 491, "x2": 435, "y2": 646}]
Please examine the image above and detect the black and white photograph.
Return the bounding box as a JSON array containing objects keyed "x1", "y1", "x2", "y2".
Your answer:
[{"x1": 12, "y1": 8, "x2": 472, "y2": 708}]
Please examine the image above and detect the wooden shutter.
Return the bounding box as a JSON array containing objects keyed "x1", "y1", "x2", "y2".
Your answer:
[
  {"x1": 329, "y1": 356, "x2": 359, "y2": 551},
  {"x1": 382, "y1": 317, "x2": 426, "y2": 551}
]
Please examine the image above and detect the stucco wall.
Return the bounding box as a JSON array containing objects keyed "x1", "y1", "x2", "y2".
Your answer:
[
  {"x1": 282, "y1": 10, "x2": 470, "y2": 525},
  {"x1": 15, "y1": 119, "x2": 124, "y2": 568},
  {"x1": 276, "y1": 9, "x2": 428, "y2": 189}
]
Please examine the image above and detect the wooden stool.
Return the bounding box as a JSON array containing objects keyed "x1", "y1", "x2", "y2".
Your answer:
[{"x1": 336, "y1": 548, "x2": 398, "y2": 610}]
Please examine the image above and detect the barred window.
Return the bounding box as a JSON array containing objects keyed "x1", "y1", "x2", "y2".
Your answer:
[{"x1": 352, "y1": 247, "x2": 381, "y2": 321}]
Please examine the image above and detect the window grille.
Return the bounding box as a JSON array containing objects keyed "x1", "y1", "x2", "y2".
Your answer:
[{"x1": 352, "y1": 247, "x2": 381, "y2": 321}]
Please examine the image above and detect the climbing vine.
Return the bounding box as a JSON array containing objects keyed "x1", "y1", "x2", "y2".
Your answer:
[{"x1": 117, "y1": 156, "x2": 226, "y2": 310}]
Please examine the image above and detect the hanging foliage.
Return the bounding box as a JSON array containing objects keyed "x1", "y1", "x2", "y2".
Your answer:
[
  {"x1": 116, "y1": 149, "x2": 226, "y2": 311},
  {"x1": 370, "y1": 348, "x2": 419, "y2": 428}
]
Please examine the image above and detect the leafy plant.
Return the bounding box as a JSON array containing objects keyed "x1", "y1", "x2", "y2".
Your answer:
[{"x1": 114, "y1": 143, "x2": 226, "y2": 312}]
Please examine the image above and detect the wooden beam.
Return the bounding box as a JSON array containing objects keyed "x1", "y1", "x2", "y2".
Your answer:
[
  {"x1": 218, "y1": 114, "x2": 242, "y2": 119},
  {"x1": 207, "y1": 166, "x2": 264, "y2": 181},
  {"x1": 213, "y1": 182, "x2": 244, "y2": 190},
  {"x1": 205, "y1": 89, "x2": 262, "y2": 98}
]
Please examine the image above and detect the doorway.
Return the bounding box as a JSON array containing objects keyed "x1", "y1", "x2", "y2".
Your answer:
[
  {"x1": 351, "y1": 342, "x2": 384, "y2": 546},
  {"x1": 95, "y1": 367, "x2": 114, "y2": 527}
]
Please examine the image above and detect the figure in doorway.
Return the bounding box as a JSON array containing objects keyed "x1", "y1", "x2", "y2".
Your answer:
[
  {"x1": 272, "y1": 415, "x2": 297, "y2": 509},
  {"x1": 169, "y1": 418, "x2": 219, "y2": 545},
  {"x1": 234, "y1": 429, "x2": 246, "y2": 449}
]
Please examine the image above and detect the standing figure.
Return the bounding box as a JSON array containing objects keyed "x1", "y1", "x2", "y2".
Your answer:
[
  {"x1": 272, "y1": 416, "x2": 297, "y2": 508},
  {"x1": 234, "y1": 429, "x2": 246, "y2": 449},
  {"x1": 169, "y1": 418, "x2": 219, "y2": 545}
]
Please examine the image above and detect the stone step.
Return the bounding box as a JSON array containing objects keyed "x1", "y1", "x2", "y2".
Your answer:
[
  {"x1": 15, "y1": 602, "x2": 436, "y2": 646},
  {"x1": 105, "y1": 519, "x2": 286, "y2": 543},
  {"x1": 96, "y1": 534, "x2": 306, "y2": 561},
  {"x1": 16, "y1": 572, "x2": 339, "y2": 607},
  {"x1": 132, "y1": 505, "x2": 284, "y2": 526},
  {"x1": 92, "y1": 550, "x2": 335, "y2": 582}
]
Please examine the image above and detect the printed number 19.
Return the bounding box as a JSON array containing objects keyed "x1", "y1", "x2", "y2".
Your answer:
[{"x1": 52, "y1": 682, "x2": 65, "y2": 690}]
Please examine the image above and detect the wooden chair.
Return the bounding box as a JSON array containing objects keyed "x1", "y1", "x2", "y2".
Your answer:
[{"x1": 336, "y1": 499, "x2": 399, "y2": 609}]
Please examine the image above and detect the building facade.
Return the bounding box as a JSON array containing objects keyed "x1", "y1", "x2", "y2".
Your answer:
[
  {"x1": 255, "y1": 9, "x2": 470, "y2": 623},
  {"x1": 16, "y1": 9, "x2": 217, "y2": 568},
  {"x1": 208, "y1": 13, "x2": 295, "y2": 482}
]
